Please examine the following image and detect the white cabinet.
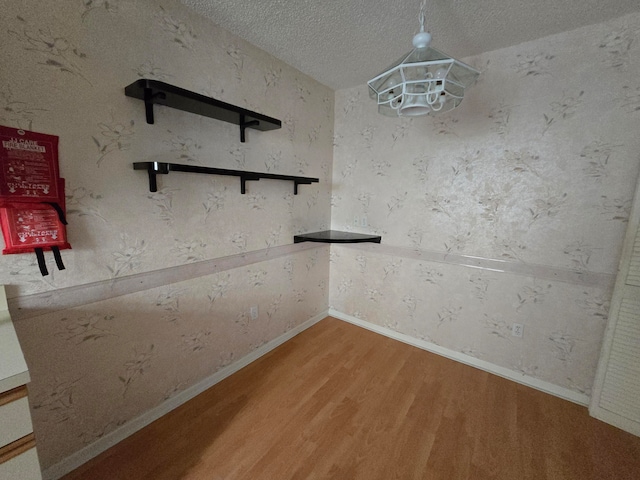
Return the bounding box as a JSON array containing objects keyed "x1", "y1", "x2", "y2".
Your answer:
[
  {"x1": 0, "y1": 286, "x2": 42, "y2": 480},
  {"x1": 0, "y1": 447, "x2": 41, "y2": 480},
  {"x1": 0, "y1": 390, "x2": 33, "y2": 447}
]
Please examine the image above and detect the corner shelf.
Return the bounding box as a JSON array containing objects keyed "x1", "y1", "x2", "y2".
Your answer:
[
  {"x1": 124, "y1": 79, "x2": 281, "y2": 142},
  {"x1": 294, "y1": 230, "x2": 382, "y2": 244},
  {"x1": 134, "y1": 162, "x2": 319, "y2": 194}
]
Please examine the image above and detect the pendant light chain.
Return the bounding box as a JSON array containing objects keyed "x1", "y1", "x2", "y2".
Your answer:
[{"x1": 419, "y1": 0, "x2": 426, "y2": 33}]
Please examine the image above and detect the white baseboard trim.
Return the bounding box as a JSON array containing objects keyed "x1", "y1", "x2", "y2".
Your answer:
[
  {"x1": 42, "y1": 310, "x2": 328, "y2": 480},
  {"x1": 589, "y1": 405, "x2": 640, "y2": 437},
  {"x1": 328, "y1": 309, "x2": 590, "y2": 407}
]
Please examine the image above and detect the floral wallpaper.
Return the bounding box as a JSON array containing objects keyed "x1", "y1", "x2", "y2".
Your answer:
[
  {"x1": 17, "y1": 247, "x2": 328, "y2": 468},
  {"x1": 0, "y1": 0, "x2": 333, "y2": 295},
  {"x1": 330, "y1": 13, "x2": 640, "y2": 398},
  {"x1": 0, "y1": 0, "x2": 332, "y2": 472}
]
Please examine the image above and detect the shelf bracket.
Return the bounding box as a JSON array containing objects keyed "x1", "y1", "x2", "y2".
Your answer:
[
  {"x1": 239, "y1": 114, "x2": 260, "y2": 143},
  {"x1": 240, "y1": 174, "x2": 260, "y2": 194},
  {"x1": 143, "y1": 88, "x2": 167, "y2": 124},
  {"x1": 134, "y1": 161, "x2": 169, "y2": 192},
  {"x1": 293, "y1": 179, "x2": 315, "y2": 195}
]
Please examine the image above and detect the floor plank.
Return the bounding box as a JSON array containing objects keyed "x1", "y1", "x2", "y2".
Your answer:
[{"x1": 61, "y1": 317, "x2": 640, "y2": 480}]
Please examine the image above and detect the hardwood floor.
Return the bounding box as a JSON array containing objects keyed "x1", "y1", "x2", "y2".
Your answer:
[{"x1": 62, "y1": 317, "x2": 640, "y2": 480}]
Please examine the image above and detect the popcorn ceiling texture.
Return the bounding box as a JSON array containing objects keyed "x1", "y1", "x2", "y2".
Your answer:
[{"x1": 180, "y1": 0, "x2": 640, "y2": 89}]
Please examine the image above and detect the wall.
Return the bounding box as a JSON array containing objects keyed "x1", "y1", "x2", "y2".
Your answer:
[
  {"x1": 0, "y1": 0, "x2": 332, "y2": 473},
  {"x1": 330, "y1": 13, "x2": 640, "y2": 400}
]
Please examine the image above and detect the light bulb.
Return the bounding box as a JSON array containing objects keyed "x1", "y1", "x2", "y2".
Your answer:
[
  {"x1": 386, "y1": 74, "x2": 401, "y2": 88},
  {"x1": 434, "y1": 67, "x2": 448, "y2": 79}
]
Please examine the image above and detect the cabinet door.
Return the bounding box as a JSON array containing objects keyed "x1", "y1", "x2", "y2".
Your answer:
[
  {"x1": 0, "y1": 387, "x2": 33, "y2": 448},
  {"x1": 0, "y1": 447, "x2": 42, "y2": 480},
  {"x1": 590, "y1": 178, "x2": 640, "y2": 436}
]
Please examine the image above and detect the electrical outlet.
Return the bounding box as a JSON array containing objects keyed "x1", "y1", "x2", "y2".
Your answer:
[
  {"x1": 360, "y1": 216, "x2": 368, "y2": 227},
  {"x1": 512, "y1": 323, "x2": 524, "y2": 338},
  {"x1": 250, "y1": 306, "x2": 258, "y2": 320}
]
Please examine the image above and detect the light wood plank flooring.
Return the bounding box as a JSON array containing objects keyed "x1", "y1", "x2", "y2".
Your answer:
[{"x1": 62, "y1": 317, "x2": 640, "y2": 479}]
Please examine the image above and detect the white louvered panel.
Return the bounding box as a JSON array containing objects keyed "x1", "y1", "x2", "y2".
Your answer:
[
  {"x1": 601, "y1": 393, "x2": 640, "y2": 422},
  {"x1": 607, "y1": 333, "x2": 639, "y2": 350},
  {"x1": 590, "y1": 178, "x2": 640, "y2": 436},
  {"x1": 611, "y1": 320, "x2": 640, "y2": 339},
  {"x1": 626, "y1": 225, "x2": 640, "y2": 286},
  {"x1": 618, "y1": 305, "x2": 640, "y2": 321},
  {"x1": 601, "y1": 367, "x2": 640, "y2": 392},
  {"x1": 617, "y1": 295, "x2": 640, "y2": 326},
  {"x1": 608, "y1": 349, "x2": 640, "y2": 369},
  {"x1": 601, "y1": 387, "x2": 640, "y2": 412},
  {"x1": 600, "y1": 378, "x2": 640, "y2": 421},
  {"x1": 599, "y1": 292, "x2": 640, "y2": 422},
  {"x1": 620, "y1": 292, "x2": 640, "y2": 311}
]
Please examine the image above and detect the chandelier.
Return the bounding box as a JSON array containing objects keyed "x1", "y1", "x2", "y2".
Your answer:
[{"x1": 367, "y1": 1, "x2": 480, "y2": 117}]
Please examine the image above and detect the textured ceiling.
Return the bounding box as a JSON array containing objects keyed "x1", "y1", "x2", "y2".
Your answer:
[{"x1": 180, "y1": 0, "x2": 640, "y2": 90}]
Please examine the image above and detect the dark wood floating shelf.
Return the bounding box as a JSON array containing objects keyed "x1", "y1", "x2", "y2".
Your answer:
[
  {"x1": 134, "y1": 162, "x2": 319, "y2": 194},
  {"x1": 124, "y1": 79, "x2": 281, "y2": 142},
  {"x1": 294, "y1": 230, "x2": 382, "y2": 244}
]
